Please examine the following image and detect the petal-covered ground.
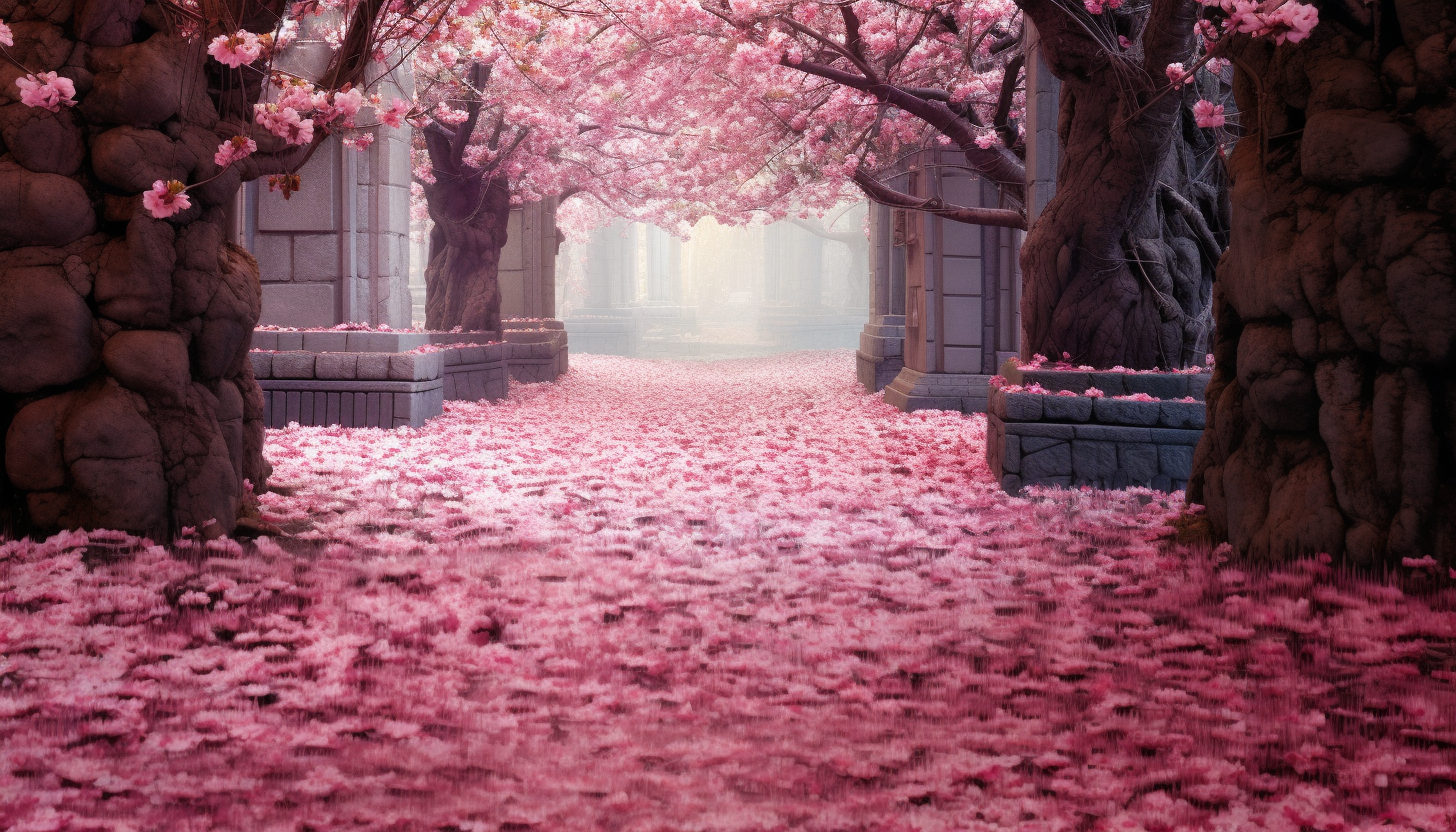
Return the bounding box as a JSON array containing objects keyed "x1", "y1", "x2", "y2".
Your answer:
[{"x1": 2, "y1": 351, "x2": 1454, "y2": 832}]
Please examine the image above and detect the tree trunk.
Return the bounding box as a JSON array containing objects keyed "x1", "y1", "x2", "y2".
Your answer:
[
  {"x1": 1018, "y1": 0, "x2": 1225, "y2": 370},
  {"x1": 421, "y1": 169, "x2": 511, "y2": 336},
  {"x1": 1189, "y1": 1, "x2": 1456, "y2": 566},
  {"x1": 0, "y1": 1, "x2": 272, "y2": 540}
]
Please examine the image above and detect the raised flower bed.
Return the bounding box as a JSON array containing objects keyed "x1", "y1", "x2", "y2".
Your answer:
[{"x1": 987, "y1": 357, "x2": 1211, "y2": 493}]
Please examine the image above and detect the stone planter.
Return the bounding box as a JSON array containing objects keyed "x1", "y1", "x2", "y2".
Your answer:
[
  {"x1": 987, "y1": 367, "x2": 1211, "y2": 493},
  {"x1": 503, "y1": 327, "x2": 569, "y2": 382},
  {"x1": 250, "y1": 350, "x2": 446, "y2": 429}
]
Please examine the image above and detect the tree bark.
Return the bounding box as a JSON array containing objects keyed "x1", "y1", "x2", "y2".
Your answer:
[
  {"x1": 1017, "y1": 0, "x2": 1226, "y2": 370},
  {"x1": 0, "y1": 1, "x2": 283, "y2": 540},
  {"x1": 0, "y1": 0, "x2": 388, "y2": 540},
  {"x1": 422, "y1": 173, "x2": 511, "y2": 335},
  {"x1": 1189, "y1": 0, "x2": 1456, "y2": 567}
]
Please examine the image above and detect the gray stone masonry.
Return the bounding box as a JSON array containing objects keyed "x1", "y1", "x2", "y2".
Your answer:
[
  {"x1": 884, "y1": 368, "x2": 992, "y2": 414},
  {"x1": 986, "y1": 368, "x2": 1211, "y2": 494},
  {"x1": 565, "y1": 311, "x2": 642, "y2": 357},
  {"x1": 254, "y1": 323, "x2": 568, "y2": 385},
  {"x1": 857, "y1": 315, "x2": 906, "y2": 393},
  {"x1": 251, "y1": 349, "x2": 444, "y2": 429},
  {"x1": 503, "y1": 324, "x2": 569, "y2": 382}
]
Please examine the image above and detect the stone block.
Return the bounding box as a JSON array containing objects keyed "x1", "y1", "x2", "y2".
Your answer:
[
  {"x1": 1004, "y1": 434, "x2": 1020, "y2": 474},
  {"x1": 251, "y1": 233, "x2": 292, "y2": 282},
  {"x1": 1158, "y1": 444, "x2": 1195, "y2": 478},
  {"x1": 1159, "y1": 401, "x2": 1206, "y2": 430},
  {"x1": 271, "y1": 351, "x2": 315, "y2": 379},
  {"x1": 1188, "y1": 373, "x2": 1211, "y2": 401},
  {"x1": 294, "y1": 234, "x2": 341, "y2": 279},
  {"x1": 248, "y1": 351, "x2": 271, "y2": 379},
  {"x1": 250, "y1": 331, "x2": 279, "y2": 351},
  {"x1": 1001, "y1": 474, "x2": 1022, "y2": 493},
  {"x1": 259, "y1": 283, "x2": 336, "y2": 329},
  {"x1": 1023, "y1": 370, "x2": 1090, "y2": 394},
  {"x1": 389, "y1": 352, "x2": 442, "y2": 381},
  {"x1": 356, "y1": 352, "x2": 391, "y2": 380},
  {"x1": 1042, "y1": 396, "x2": 1093, "y2": 422},
  {"x1": 302, "y1": 331, "x2": 349, "y2": 353},
  {"x1": 1151, "y1": 474, "x2": 1173, "y2": 492},
  {"x1": 1150, "y1": 428, "x2": 1204, "y2": 444},
  {"x1": 314, "y1": 352, "x2": 358, "y2": 380},
  {"x1": 276, "y1": 332, "x2": 304, "y2": 351},
  {"x1": 1072, "y1": 441, "x2": 1118, "y2": 482},
  {"x1": 1021, "y1": 442, "x2": 1072, "y2": 480},
  {"x1": 1005, "y1": 422, "x2": 1075, "y2": 439},
  {"x1": 1075, "y1": 425, "x2": 1153, "y2": 442},
  {"x1": 1123, "y1": 373, "x2": 1188, "y2": 400},
  {"x1": 1021, "y1": 435, "x2": 1063, "y2": 454},
  {"x1": 1120, "y1": 444, "x2": 1160, "y2": 483},
  {"x1": 1092, "y1": 398, "x2": 1161, "y2": 426},
  {"x1": 1085, "y1": 373, "x2": 1128, "y2": 395},
  {"x1": 1003, "y1": 392, "x2": 1043, "y2": 421}
]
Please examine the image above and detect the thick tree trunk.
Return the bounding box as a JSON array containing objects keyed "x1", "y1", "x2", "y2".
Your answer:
[
  {"x1": 422, "y1": 175, "x2": 510, "y2": 335},
  {"x1": 1189, "y1": 1, "x2": 1456, "y2": 566},
  {"x1": 0, "y1": 1, "x2": 271, "y2": 540},
  {"x1": 1018, "y1": 0, "x2": 1225, "y2": 370}
]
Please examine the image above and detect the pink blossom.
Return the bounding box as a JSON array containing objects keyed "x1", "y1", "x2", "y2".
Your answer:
[
  {"x1": 1118, "y1": 35, "x2": 1132, "y2": 49},
  {"x1": 1085, "y1": 387, "x2": 1105, "y2": 397},
  {"x1": 213, "y1": 135, "x2": 257, "y2": 167},
  {"x1": 15, "y1": 71, "x2": 77, "y2": 112},
  {"x1": 1192, "y1": 99, "x2": 1225, "y2": 128},
  {"x1": 0, "y1": 18, "x2": 13, "y2": 47},
  {"x1": 974, "y1": 133, "x2": 997, "y2": 149},
  {"x1": 142, "y1": 179, "x2": 191, "y2": 218},
  {"x1": 254, "y1": 104, "x2": 315, "y2": 145},
  {"x1": 207, "y1": 31, "x2": 264, "y2": 68},
  {"x1": 1165, "y1": 62, "x2": 1187, "y2": 88},
  {"x1": 378, "y1": 98, "x2": 410, "y2": 129},
  {"x1": 342, "y1": 132, "x2": 376, "y2": 151}
]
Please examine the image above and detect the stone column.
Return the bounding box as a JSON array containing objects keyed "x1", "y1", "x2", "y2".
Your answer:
[
  {"x1": 566, "y1": 220, "x2": 642, "y2": 355},
  {"x1": 856, "y1": 200, "x2": 907, "y2": 392},
  {"x1": 1023, "y1": 23, "x2": 1060, "y2": 229},
  {"x1": 246, "y1": 18, "x2": 414, "y2": 329},
  {"x1": 884, "y1": 148, "x2": 1022, "y2": 412},
  {"x1": 499, "y1": 197, "x2": 560, "y2": 320}
]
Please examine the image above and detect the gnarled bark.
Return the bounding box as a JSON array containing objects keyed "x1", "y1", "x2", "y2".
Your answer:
[
  {"x1": 0, "y1": 0, "x2": 386, "y2": 540},
  {"x1": 1189, "y1": 0, "x2": 1456, "y2": 566},
  {"x1": 422, "y1": 170, "x2": 511, "y2": 335},
  {"x1": 1018, "y1": 0, "x2": 1227, "y2": 370},
  {"x1": 418, "y1": 64, "x2": 518, "y2": 337}
]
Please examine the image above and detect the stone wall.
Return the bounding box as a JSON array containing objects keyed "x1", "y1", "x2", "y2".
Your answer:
[
  {"x1": 249, "y1": 349, "x2": 449, "y2": 429},
  {"x1": 243, "y1": 36, "x2": 414, "y2": 329},
  {"x1": 987, "y1": 368, "x2": 1211, "y2": 493}
]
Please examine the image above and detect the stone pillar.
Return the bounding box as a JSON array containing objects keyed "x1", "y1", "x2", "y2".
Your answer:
[
  {"x1": 639, "y1": 225, "x2": 696, "y2": 340},
  {"x1": 884, "y1": 149, "x2": 1021, "y2": 412},
  {"x1": 856, "y1": 200, "x2": 907, "y2": 392},
  {"x1": 499, "y1": 197, "x2": 560, "y2": 320},
  {"x1": 1023, "y1": 22, "x2": 1060, "y2": 228},
  {"x1": 566, "y1": 220, "x2": 642, "y2": 355},
  {"x1": 245, "y1": 20, "x2": 414, "y2": 329}
]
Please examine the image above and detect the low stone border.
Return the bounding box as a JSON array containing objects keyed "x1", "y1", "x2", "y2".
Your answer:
[
  {"x1": 987, "y1": 368, "x2": 1212, "y2": 493},
  {"x1": 250, "y1": 351, "x2": 446, "y2": 429},
  {"x1": 504, "y1": 329, "x2": 568, "y2": 382}
]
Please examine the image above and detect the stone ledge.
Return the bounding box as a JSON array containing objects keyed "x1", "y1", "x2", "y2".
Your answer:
[
  {"x1": 885, "y1": 368, "x2": 993, "y2": 414},
  {"x1": 989, "y1": 412, "x2": 1201, "y2": 493},
  {"x1": 1003, "y1": 366, "x2": 1212, "y2": 400}
]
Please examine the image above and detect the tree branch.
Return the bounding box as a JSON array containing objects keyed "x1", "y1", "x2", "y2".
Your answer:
[{"x1": 853, "y1": 168, "x2": 1026, "y2": 229}]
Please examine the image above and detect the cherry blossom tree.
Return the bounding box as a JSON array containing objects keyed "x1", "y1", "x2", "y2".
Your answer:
[
  {"x1": 592, "y1": 0, "x2": 1282, "y2": 370},
  {"x1": 0, "y1": 0, "x2": 444, "y2": 539}
]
